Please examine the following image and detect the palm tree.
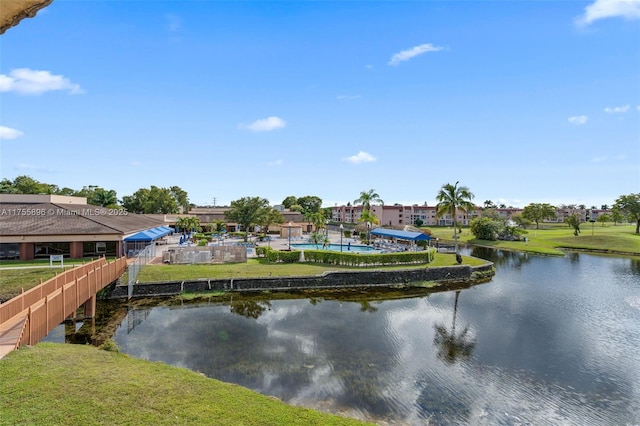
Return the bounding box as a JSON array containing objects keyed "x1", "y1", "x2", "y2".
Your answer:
[
  {"x1": 210, "y1": 219, "x2": 226, "y2": 244},
  {"x1": 354, "y1": 189, "x2": 384, "y2": 213},
  {"x1": 308, "y1": 211, "x2": 327, "y2": 234},
  {"x1": 435, "y1": 181, "x2": 475, "y2": 254},
  {"x1": 175, "y1": 217, "x2": 189, "y2": 236},
  {"x1": 175, "y1": 216, "x2": 200, "y2": 238}
]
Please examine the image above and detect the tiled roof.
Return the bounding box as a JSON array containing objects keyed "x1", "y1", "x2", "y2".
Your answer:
[{"x1": 0, "y1": 203, "x2": 165, "y2": 236}]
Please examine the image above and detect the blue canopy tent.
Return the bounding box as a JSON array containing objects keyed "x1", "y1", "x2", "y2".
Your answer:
[
  {"x1": 124, "y1": 226, "x2": 174, "y2": 255},
  {"x1": 369, "y1": 228, "x2": 431, "y2": 252}
]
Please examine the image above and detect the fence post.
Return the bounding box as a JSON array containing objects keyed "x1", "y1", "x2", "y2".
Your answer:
[{"x1": 28, "y1": 305, "x2": 34, "y2": 346}]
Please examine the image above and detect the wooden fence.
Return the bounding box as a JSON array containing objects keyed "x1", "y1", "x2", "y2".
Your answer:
[{"x1": 0, "y1": 257, "x2": 127, "y2": 357}]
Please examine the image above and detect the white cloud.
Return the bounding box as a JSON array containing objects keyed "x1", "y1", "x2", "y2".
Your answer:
[
  {"x1": 242, "y1": 116, "x2": 286, "y2": 132},
  {"x1": 0, "y1": 68, "x2": 84, "y2": 95},
  {"x1": 337, "y1": 94, "x2": 361, "y2": 100},
  {"x1": 604, "y1": 105, "x2": 630, "y2": 113},
  {"x1": 388, "y1": 43, "x2": 444, "y2": 66},
  {"x1": 15, "y1": 163, "x2": 53, "y2": 173},
  {"x1": 591, "y1": 156, "x2": 608, "y2": 163},
  {"x1": 267, "y1": 159, "x2": 283, "y2": 167},
  {"x1": 130, "y1": 160, "x2": 141, "y2": 167},
  {"x1": 576, "y1": 0, "x2": 640, "y2": 25},
  {"x1": 568, "y1": 115, "x2": 588, "y2": 125},
  {"x1": 0, "y1": 126, "x2": 24, "y2": 140},
  {"x1": 343, "y1": 151, "x2": 376, "y2": 164}
]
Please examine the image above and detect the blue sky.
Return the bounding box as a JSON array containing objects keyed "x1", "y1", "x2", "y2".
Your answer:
[{"x1": 1, "y1": 0, "x2": 639, "y2": 208}]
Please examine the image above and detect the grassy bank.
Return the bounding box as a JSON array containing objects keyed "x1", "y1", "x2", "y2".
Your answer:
[
  {"x1": 0, "y1": 253, "x2": 485, "y2": 300},
  {"x1": 0, "y1": 258, "x2": 113, "y2": 302},
  {"x1": 135, "y1": 254, "x2": 487, "y2": 283},
  {"x1": 0, "y1": 343, "x2": 370, "y2": 426},
  {"x1": 427, "y1": 223, "x2": 640, "y2": 256}
]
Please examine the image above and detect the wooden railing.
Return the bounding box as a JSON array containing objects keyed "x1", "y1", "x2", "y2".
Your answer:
[{"x1": 0, "y1": 257, "x2": 126, "y2": 356}]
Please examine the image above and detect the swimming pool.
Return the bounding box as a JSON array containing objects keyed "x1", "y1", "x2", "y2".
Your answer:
[{"x1": 290, "y1": 243, "x2": 380, "y2": 253}]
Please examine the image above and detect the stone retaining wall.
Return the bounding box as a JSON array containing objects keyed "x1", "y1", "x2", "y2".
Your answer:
[{"x1": 109, "y1": 263, "x2": 494, "y2": 299}]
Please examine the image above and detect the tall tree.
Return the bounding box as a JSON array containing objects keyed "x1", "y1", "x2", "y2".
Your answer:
[
  {"x1": 170, "y1": 186, "x2": 190, "y2": 212},
  {"x1": 435, "y1": 181, "x2": 475, "y2": 253},
  {"x1": 0, "y1": 175, "x2": 56, "y2": 194},
  {"x1": 281, "y1": 195, "x2": 298, "y2": 209},
  {"x1": 597, "y1": 213, "x2": 611, "y2": 226},
  {"x1": 614, "y1": 193, "x2": 640, "y2": 234},
  {"x1": 565, "y1": 213, "x2": 581, "y2": 236},
  {"x1": 224, "y1": 197, "x2": 271, "y2": 242},
  {"x1": 121, "y1": 186, "x2": 183, "y2": 214},
  {"x1": 610, "y1": 207, "x2": 624, "y2": 225},
  {"x1": 90, "y1": 188, "x2": 118, "y2": 207},
  {"x1": 522, "y1": 203, "x2": 557, "y2": 229},
  {"x1": 354, "y1": 189, "x2": 384, "y2": 212},
  {"x1": 510, "y1": 213, "x2": 532, "y2": 229},
  {"x1": 296, "y1": 195, "x2": 323, "y2": 214}
]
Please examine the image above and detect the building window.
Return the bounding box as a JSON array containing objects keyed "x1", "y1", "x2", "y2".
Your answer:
[
  {"x1": 34, "y1": 242, "x2": 70, "y2": 259},
  {"x1": 0, "y1": 243, "x2": 20, "y2": 260},
  {"x1": 83, "y1": 241, "x2": 117, "y2": 257}
]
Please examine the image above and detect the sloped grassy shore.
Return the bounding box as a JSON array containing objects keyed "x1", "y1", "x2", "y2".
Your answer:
[{"x1": 0, "y1": 343, "x2": 370, "y2": 426}]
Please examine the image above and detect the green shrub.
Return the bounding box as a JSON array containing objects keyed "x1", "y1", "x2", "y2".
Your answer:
[
  {"x1": 255, "y1": 246, "x2": 272, "y2": 257},
  {"x1": 267, "y1": 248, "x2": 433, "y2": 267},
  {"x1": 99, "y1": 339, "x2": 120, "y2": 352},
  {"x1": 266, "y1": 250, "x2": 302, "y2": 263}
]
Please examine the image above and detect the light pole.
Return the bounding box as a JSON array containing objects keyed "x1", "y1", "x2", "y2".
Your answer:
[
  {"x1": 287, "y1": 225, "x2": 291, "y2": 250},
  {"x1": 339, "y1": 224, "x2": 344, "y2": 252},
  {"x1": 325, "y1": 219, "x2": 330, "y2": 241}
]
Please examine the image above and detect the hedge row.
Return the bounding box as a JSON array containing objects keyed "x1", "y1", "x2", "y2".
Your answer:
[{"x1": 258, "y1": 247, "x2": 433, "y2": 267}]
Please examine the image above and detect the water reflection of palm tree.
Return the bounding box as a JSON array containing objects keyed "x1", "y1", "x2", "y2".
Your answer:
[{"x1": 433, "y1": 291, "x2": 476, "y2": 364}]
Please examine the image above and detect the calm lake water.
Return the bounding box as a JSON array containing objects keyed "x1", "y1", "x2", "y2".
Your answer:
[{"x1": 109, "y1": 248, "x2": 640, "y2": 425}]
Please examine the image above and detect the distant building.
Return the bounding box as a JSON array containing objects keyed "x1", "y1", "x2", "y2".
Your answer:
[
  {"x1": 0, "y1": 194, "x2": 167, "y2": 260},
  {"x1": 169, "y1": 206, "x2": 310, "y2": 233},
  {"x1": 331, "y1": 204, "x2": 481, "y2": 227}
]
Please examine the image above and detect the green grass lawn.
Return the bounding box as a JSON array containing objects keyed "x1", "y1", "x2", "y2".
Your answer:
[
  {"x1": 0, "y1": 259, "x2": 112, "y2": 302},
  {"x1": 0, "y1": 268, "x2": 72, "y2": 302},
  {"x1": 135, "y1": 254, "x2": 488, "y2": 283},
  {"x1": 0, "y1": 343, "x2": 370, "y2": 426},
  {"x1": 0, "y1": 254, "x2": 486, "y2": 300},
  {"x1": 427, "y1": 223, "x2": 640, "y2": 256}
]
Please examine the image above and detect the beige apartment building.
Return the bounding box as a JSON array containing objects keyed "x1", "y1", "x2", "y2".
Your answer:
[
  {"x1": 331, "y1": 203, "x2": 606, "y2": 227},
  {"x1": 330, "y1": 204, "x2": 482, "y2": 227}
]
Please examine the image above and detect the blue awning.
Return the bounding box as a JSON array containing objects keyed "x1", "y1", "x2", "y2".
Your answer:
[
  {"x1": 369, "y1": 228, "x2": 431, "y2": 241},
  {"x1": 124, "y1": 226, "x2": 173, "y2": 242}
]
